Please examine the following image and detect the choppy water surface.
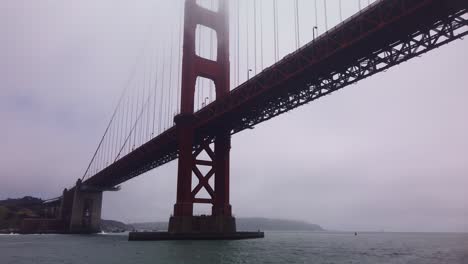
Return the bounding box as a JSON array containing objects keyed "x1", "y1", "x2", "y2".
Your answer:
[{"x1": 0, "y1": 232, "x2": 467, "y2": 264}]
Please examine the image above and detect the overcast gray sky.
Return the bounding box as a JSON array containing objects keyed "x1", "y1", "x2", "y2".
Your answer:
[{"x1": 1, "y1": 0, "x2": 467, "y2": 232}]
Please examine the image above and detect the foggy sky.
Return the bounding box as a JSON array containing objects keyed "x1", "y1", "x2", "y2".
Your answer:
[{"x1": 1, "y1": 0, "x2": 467, "y2": 232}]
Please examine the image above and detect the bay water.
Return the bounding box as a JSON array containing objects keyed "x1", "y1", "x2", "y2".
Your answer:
[{"x1": 1, "y1": 231, "x2": 467, "y2": 264}]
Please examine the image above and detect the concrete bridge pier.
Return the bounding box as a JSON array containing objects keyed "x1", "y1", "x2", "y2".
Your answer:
[{"x1": 60, "y1": 179, "x2": 103, "y2": 234}]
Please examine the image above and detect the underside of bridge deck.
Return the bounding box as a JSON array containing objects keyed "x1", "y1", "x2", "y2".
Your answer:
[{"x1": 81, "y1": 0, "x2": 468, "y2": 192}]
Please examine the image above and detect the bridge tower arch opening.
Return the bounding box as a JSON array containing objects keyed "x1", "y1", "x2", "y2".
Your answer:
[{"x1": 169, "y1": 0, "x2": 235, "y2": 234}]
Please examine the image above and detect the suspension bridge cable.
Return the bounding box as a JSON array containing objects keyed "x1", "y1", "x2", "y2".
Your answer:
[
  {"x1": 103, "y1": 131, "x2": 108, "y2": 167},
  {"x1": 113, "y1": 108, "x2": 120, "y2": 162},
  {"x1": 293, "y1": 0, "x2": 299, "y2": 49},
  {"x1": 108, "y1": 118, "x2": 114, "y2": 164},
  {"x1": 339, "y1": 0, "x2": 343, "y2": 22},
  {"x1": 197, "y1": 25, "x2": 201, "y2": 110},
  {"x1": 139, "y1": 64, "x2": 145, "y2": 147},
  {"x1": 210, "y1": 0, "x2": 214, "y2": 101},
  {"x1": 144, "y1": 63, "x2": 150, "y2": 142},
  {"x1": 246, "y1": 0, "x2": 250, "y2": 80},
  {"x1": 314, "y1": 0, "x2": 318, "y2": 34},
  {"x1": 254, "y1": 0, "x2": 257, "y2": 74},
  {"x1": 159, "y1": 42, "x2": 166, "y2": 133},
  {"x1": 236, "y1": 0, "x2": 240, "y2": 86},
  {"x1": 359, "y1": 0, "x2": 362, "y2": 11},
  {"x1": 152, "y1": 42, "x2": 158, "y2": 137},
  {"x1": 115, "y1": 92, "x2": 152, "y2": 162},
  {"x1": 130, "y1": 79, "x2": 136, "y2": 150},
  {"x1": 273, "y1": 0, "x2": 277, "y2": 62},
  {"x1": 200, "y1": 31, "x2": 204, "y2": 109},
  {"x1": 146, "y1": 57, "x2": 152, "y2": 141},
  {"x1": 323, "y1": 0, "x2": 328, "y2": 31},
  {"x1": 275, "y1": 0, "x2": 279, "y2": 61},
  {"x1": 143, "y1": 57, "x2": 148, "y2": 142},
  {"x1": 117, "y1": 102, "x2": 124, "y2": 161},
  {"x1": 124, "y1": 94, "x2": 130, "y2": 157},
  {"x1": 85, "y1": 1, "x2": 162, "y2": 177},
  {"x1": 177, "y1": 1, "x2": 183, "y2": 114},
  {"x1": 114, "y1": 109, "x2": 120, "y2": 159},
  {"x1": 259, "y1": 0, "x2": 263, "y2": 70},
  {"x1": 168, "y1": 29, "x2": 174, "y2": 125},
  {"x1": 80, "y1": 62, "x2": 136, "y2": 180},
  {"x1": 139, "y1": 70, "x2": 145, "y2": 147}
]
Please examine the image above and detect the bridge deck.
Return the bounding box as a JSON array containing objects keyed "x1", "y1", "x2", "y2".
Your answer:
[{"x1": 85, "y1": 0, "x2": 467, "y2": 188}]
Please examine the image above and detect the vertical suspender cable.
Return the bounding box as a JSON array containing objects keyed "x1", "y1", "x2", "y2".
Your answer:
[
  {"x1": 129, "y1": 80, "x2": 134, "y2": 151},
  {"x1": 144, "y1": 55, "x2": 150, "y2": 141},
  {"x1": 140, "y1": 70, "x2": 146, "y2": 147},
  {"x1": 159, "y1": 43, "x2": 166, "y2": 133},
  {"x1": 124, "y1": 94, "x2": 130, "y2": 156},
  {"x1": 133, "y1": 73, "x2": 140, "y2": 149},
  {"x1": 103, "y1": 130, "x2": 108, "y2": 166},
  {"x1": 253, "y1": 0, "x2": 257, "y2": 74},
  {"x1": 339, "y1": 0, "x2": 343, "y2": 22},
  {"x1": 323, "y1": 0, "x2": 328, "y2": 31},
  {"x1": 177, "y1": 0, "x2": 183, "y2": 114},
  {"x1": 236, "y1": 0, "x2": 240, "y2": 86},
  {"x1": 210, "y1": 0, "x2": 214, "y2": 100},
  {"x1": 114, "y1": 93, "x2": 152, "y2": 162},
  {"x1": 294, "y1": 0, "x2": 298, "y2": 49},
  {"x1": 140, "y1": 62, "x2": 146, "y2": 146},
  {"x1": 200, "y1": 29, "x2": 204, "y2": 109},
  {"x1": 109, "y1": 115, "x2": 114, "y2": 161},
  {"x1": 245, "y1": 0, "x2": 250, "y2": 80},
  {"x1": 273, "y1": 0, "x2": 278, "y2": 62},
  {"x1": 117, "y1": 102, "x2": 122, "y2": 160},
  {"x1": 146, "y1": 55, "x2": 152, "y2": 140},
  {"x1": 197, "y1": 26, "x2": 201, "y2": 110},
  {"x1": 114, "y1": 107, "x2": 120, "y2": 161},
  {"x1": 314, "y1": 0, "x2": 318, "y2": 34},
  {"x1": 246, "y1": 0, "x2": 250, "y2": 80},
  {"x1": 130, "y1": 77, "x2": 138, "y2": 150},
  {"x1": 152, "y1": 41, "x2": 158, "y2": 137},
  {"x1": 168, "y1": 29, "x2": 174, "y2": 125},
  {"x1": 259, "y1": 0, "x2": 263, "y2": 70}
]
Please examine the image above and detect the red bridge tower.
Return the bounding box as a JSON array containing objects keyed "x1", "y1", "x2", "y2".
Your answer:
[{"x1": 168, "y1": 0, "x2": 235, "y2": 234}]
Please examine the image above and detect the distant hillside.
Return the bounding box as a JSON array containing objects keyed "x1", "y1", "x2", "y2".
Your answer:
[
  {"x1": 100, "y1": 220, "x2": 134, "y2": 233},
  {"x1": 237, "y1": 218, "x2": 324, "y2": 231},
  {"x1": 0, "y1": 196, "x2": 43, "y2": 207},
  {"x1": 131, "y1": 221, "x2": 168, "y2": 231},
  {"x1": 131, "y1": 218, "x2": 324, "y2": 232},
  {"x1": 0, "y1": 196, "x2": 43, "y2": 232}
]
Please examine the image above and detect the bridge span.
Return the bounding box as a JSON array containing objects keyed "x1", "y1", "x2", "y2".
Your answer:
[{"x1": 22, "y1": 0, "x2": 467, "y2": 236}]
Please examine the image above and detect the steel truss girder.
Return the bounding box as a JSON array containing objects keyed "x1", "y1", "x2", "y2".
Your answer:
[
  {"x1": 196, "y1": 1, "x2": 468, "y2": 138},
  {"x1": 230, "y1": 10, "x2": 468, "y2": 133}
]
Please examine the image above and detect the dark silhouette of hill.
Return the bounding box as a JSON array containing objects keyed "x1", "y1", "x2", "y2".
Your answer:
[
  {"x1": 131, "y1": 218, "x2": 324, "y2": 232},
  {"x1": 0, "y1": 196, "x2": 44, "y2": 232}
]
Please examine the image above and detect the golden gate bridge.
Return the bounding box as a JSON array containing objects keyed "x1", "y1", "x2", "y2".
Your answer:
[{"x1": 22, "y1": 0, "x2": 468, "y2": 239}]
